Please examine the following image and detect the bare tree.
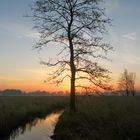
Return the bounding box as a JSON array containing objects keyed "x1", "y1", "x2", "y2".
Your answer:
[
  {"x1": 128, "y1": 72, "x2": 136, "y2": 96},
  {"x1": 118, "y1": 69, "x2": 136, "y2": 96},
  {"x1": 118, "y1": 69, "x2": 129, "y2": 96},
  {"x1": 31, "y1": 0, "x2": 112, "y2": 112}
]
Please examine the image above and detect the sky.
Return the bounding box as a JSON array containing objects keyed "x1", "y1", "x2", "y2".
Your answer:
[{"x1": 0, "y1": 0, "x2": 140, "y2": 92}]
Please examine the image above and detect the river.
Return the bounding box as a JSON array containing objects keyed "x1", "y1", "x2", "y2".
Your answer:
[{"x1": 8, "y1": 111, "x2": 63, "y2": 140}]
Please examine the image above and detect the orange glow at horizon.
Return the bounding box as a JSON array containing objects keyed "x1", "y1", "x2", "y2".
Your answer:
[
  {"x1": 0, "y1": 79, "x2": 140, "y2": 93},
  {"x1": 0, "y1": 81, "x2": 70, "y2": 92},
  {"x1": 1, "y1": 68, "x2": 140, "y2": 93}
]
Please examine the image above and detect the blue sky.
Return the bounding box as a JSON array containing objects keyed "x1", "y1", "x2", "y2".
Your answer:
[
  {"x1": 105, "y1": 0, "x2": 140, "y2": 85},
  {"x1": 0, "y1": 0, "x2": 140, "y2": 91}
]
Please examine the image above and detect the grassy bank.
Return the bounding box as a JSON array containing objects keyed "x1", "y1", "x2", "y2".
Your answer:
[
  {"x1": 0, "y1": 96, "x2": 68, "y2": 139},
  {"x1": 53, "y1": 96, "x2": 140, "y2": 140}
]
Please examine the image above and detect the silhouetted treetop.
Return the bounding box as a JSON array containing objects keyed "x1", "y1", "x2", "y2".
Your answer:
[{"x1": 31, "y1": 0, "x2": 113, "y2": 111}]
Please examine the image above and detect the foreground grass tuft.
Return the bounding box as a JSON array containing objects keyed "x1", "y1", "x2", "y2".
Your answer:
[{"x1": 53, "y1": 96, "x2": 140, "y2": 140}]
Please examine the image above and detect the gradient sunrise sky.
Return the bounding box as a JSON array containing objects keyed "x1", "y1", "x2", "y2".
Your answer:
[{"x1": 0, "y1": 0, "x2": 140, "y2": 92}]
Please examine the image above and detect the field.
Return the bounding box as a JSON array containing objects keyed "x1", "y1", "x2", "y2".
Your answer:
[
  {"x1": 1, "y1": 96, "x2": 140, "y2": 140},
  {"x1": 53, "y1": 96, "x2": 140, "y2": 140},
  {"x1": 0, "y1": 96, "x2": 68, "y2": 139}
]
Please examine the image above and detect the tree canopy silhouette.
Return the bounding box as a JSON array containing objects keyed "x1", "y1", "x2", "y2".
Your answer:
[
  {"x1": 31, "y1": 0, "x2": 113, "y2": 112},
  {"x1": 118, "y1": 69, "x2": 136, "y2": 96}
]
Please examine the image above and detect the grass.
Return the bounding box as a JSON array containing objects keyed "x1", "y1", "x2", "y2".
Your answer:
[
  {"x1": 53, "y1": 96, "x2": 140, "y2": 140},
  {"x1": 0, "y1": 96, "x2": 68, "y2": 139}
]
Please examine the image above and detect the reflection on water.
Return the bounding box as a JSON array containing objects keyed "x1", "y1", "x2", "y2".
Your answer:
[{"x1": 9, "y1": 111, "x2": 63, "y2": 140}]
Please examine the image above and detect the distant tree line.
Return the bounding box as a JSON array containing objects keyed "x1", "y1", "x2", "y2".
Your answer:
[
  {"x1": 0, "y1": 89, "x2": 64, "y2": 96},
  {"x1": 0, "y1": 89, "x2": 24, "y2": 96}
]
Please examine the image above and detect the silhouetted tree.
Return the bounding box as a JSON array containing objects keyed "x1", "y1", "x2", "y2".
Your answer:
[
  {"x1": 31, "y1": 0, "x2": 112, "y2": 112},
  {"x1": 129, "y1": 72, "x2": 136, "y2": 96},
  {"x1": 118, "y1": 69, "x2": 136, "y2": 96}
]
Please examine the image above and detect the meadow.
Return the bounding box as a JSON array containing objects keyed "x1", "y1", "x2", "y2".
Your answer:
[
  {"x1": 53, "y1": 96, "x2": 140, "y2": 140},
  {"x1": 0, "y1": 96, "x2": 68, "y2": 139},
  {"x1": 1, "y1": 96, "x2": 140, "y2": 140}
]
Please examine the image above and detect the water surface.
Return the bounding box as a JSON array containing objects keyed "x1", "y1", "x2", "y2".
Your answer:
[{"x1": 9, "y1": 111, "x2": 63, "y2": 140}]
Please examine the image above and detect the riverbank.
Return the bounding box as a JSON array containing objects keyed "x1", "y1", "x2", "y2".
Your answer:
[
  {"x1": 0, "y1": 96, "x2": 68, "y2": 139},
  {"x1": 53, "y1": 96, "x2": 140, "y2": 140}
]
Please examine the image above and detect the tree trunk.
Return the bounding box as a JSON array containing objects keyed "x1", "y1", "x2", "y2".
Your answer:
[
  {"x1": 126, "y1": 90, "x2": 129, "y2": 96},
  {"x1": 67, "y1": 9, "x2": 76, "y2": 112},
  {"x1": 70, "y1": 67, "x2": 76, "y2": 112},
  {"x1": 69, "y1": 38, "x2": 76, "y2": 112}
]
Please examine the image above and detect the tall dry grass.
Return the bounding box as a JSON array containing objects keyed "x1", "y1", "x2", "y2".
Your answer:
[
  {"x1": 54, "y1": 96, "x2": 140, "y2": 140},
  {"x1": 0, "y1": 96, "x2": 68, "y2": 139}
]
